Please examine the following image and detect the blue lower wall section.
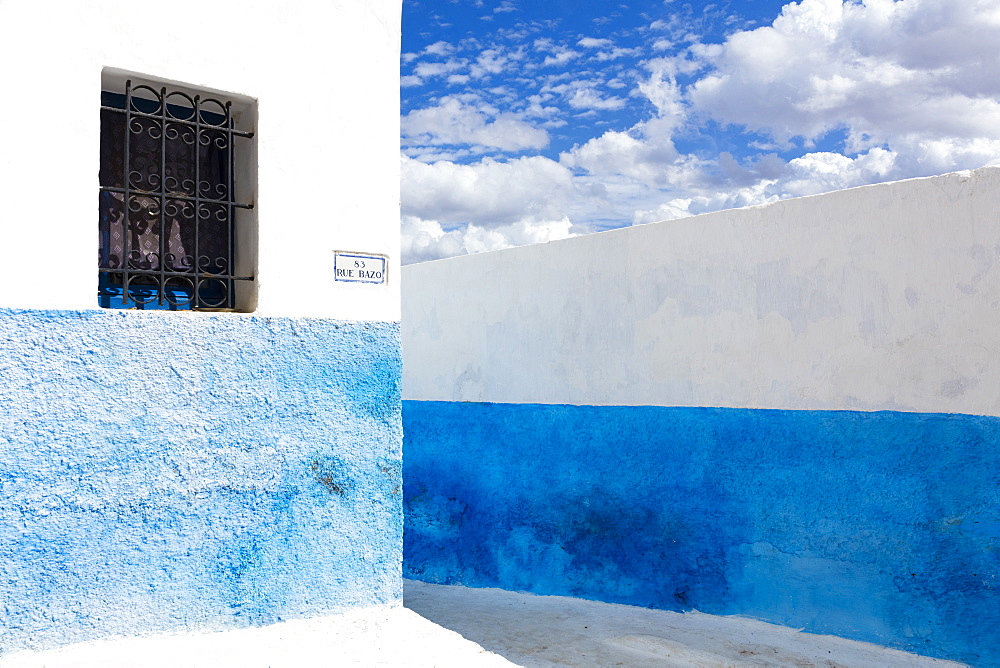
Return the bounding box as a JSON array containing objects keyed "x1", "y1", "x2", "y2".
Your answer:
[
  {"x1": 0, "y1": 309, "x2": 402, "y2": 655},
  {"x1": 403, "y1": 400, "x2": 1000, "y2": 665}
]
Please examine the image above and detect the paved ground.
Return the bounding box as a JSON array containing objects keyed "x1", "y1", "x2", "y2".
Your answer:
[
  {"x1": 1, "y1": 581, "x2": 965, "y2": 667},
  {"x1": 403, "y1": 579, "x2": 965, "y2": 667},
  {"x1": 0, "y1": 603, "x2": 507, "y2": 668}
]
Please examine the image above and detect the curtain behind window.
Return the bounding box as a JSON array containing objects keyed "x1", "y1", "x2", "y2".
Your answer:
[{"x1": 99, "y1": 103, "x2": 231, "y2": 279}]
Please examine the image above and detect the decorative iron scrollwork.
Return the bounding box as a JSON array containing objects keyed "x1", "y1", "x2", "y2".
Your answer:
[{"x1": 99, "y1": 80, "x2": 254, "y2": 310}]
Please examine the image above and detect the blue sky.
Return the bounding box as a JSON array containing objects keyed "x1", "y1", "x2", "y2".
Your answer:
[{"x1": 400, "y1": 0, "x2": 1000, "y2": 263}]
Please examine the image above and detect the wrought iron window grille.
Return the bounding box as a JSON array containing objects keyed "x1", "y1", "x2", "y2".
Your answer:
[{"x1": 99, "y1": 80, "x2": 254, "y2": 311}]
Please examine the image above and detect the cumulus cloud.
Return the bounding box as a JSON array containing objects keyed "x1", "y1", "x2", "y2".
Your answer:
[
  {"x1": 594, "y1": 47, "x2": 642, "y2": 61},
  {"x1": 542, "y1": 48, "x2": 580, "y2": 67},
  {"x1": 632, "y1": 179, "x2": 780, "y2": 224},
  {"x1": 780, "y1": 147, "x2": 896, "y2": 197},
  {"x1": 423, "y1": 41, "x2": 455, "y2": 57},
  {"x1": 575, "y1": 36, "x2": 642, "y2": 62},
  {"x1": 638, "y1": 59, "x2": 688, "y2": 123},
  {"x1": 401, "y1": 216, "x2": 575, "y2": 264},
  {"x1": 534, "y1": 38, "x2": 581, "y2": 67},
  {"x1": 470, "y1": 48, "x2": 518, "y2": 78},
  {"x1": 567, "y1": 88, "x2": 627, "y2": 111},
  {"x1": 577, "y1": 37, "x2": 614, "y2": 48},
  {"x1": 402, "y1": 97, "x2": 550, "y2": 152},
  {"x1": 401, "y1": 155, "x2": 576, "y2": 226},
  {"x1": 542, "y1": 78, "x2": 628, "y2": 112},
  {"x1": 679, "y1": 0, "x2": 1000, "y2": 156},
  {"x1": 400, "y1": 0, "x2": 1000, "y2": 264},
  {"x1": 399, "y1": 154, "x2": 578, "y2": 264},
  {"x1": 413, "y1": 59, "x2": 467, "y2": 79},
  {"x1": 561, "y1": 123, "x2": 680, "y2": 185},
  {"x1": 599, "y1": 0, "x2": 1000, "y2": 226}
]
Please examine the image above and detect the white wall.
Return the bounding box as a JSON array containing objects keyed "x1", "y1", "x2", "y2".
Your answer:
[
  {"x1": 0, "y1": 0, "x2": 400, "y2": 322},
  {"x1": 403, "y1": 167, "x2": 1000, "y2": 417}
]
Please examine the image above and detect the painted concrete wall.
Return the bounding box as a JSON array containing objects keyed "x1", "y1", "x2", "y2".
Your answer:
[
  {"x1": 404, "y1": 403, "x2": 1000, "y2": 665},
  {"x1": 404, "y1": 167, "x2": 1000, "y2": 417},
  {"x1": 0, "y1": 0, "x2": 404, "y2": 656},
  {"x1": 0, "y1": 310, "x2": 402, "y2": 655},
  {"x1": 0, "y1": 0, "x2": 400, "y2": 322},
  {"x1": 402, "y1": 168, "x2": 1000, "y2": 665}
]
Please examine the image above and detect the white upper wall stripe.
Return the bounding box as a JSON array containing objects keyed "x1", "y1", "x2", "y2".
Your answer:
[
  {"x1": 0, "y1": 0, "x2": 401, "y2": 321},
  {"x1": 403, "y1": 167, "x2": 1000, "y2": 417}
]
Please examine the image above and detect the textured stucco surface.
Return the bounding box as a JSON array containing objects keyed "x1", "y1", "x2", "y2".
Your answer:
[
  {"x1": 0, "y1": 309, "x2": 402, "y2": 655},
  {"x1": 403, "y1": 400, "x2": 1000, "y2": 666}
]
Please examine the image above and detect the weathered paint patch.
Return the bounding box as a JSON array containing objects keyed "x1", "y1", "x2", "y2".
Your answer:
[
  {"x1": 403, "y1": 400, "x2": 1000, "y2": 666},
  {"x1": 0, "y1": 309, "x2": 401, "y2": 655}
]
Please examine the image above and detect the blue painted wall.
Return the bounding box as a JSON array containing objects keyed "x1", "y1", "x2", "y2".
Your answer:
[
  {"x1": 0, "y1": 309, "x2": 402, "y2": 655},
  {"x1": 403, "y1": 400, "x2": 1000, "y2": 665}
]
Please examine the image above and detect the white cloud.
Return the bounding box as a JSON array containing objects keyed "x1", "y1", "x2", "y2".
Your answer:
[
  {"x1": 677, "y1": 0, "x2": 1000, "y2": 158},
  {"x1": 522, "y1": 95, "x2": 562, "y2": 121},
  {"x1": 400, "y1": 0, "x2": 1000, "y2": 264},
  {"x1": 561, "y1": 117, "x2": 682, "y2": 185},
  {"x1": 868, "y1": 134, "x2": 1000, "y2": 177},
  {"x1": 567, "y1": 88, "x2": 627, "y2": 111},
  {"x1": 780, "y1": 147, "x2": 896, "y2": 197},
  {"x1": 402, "y1": 216, "x2": 575, "y2": 264},
  {"x1": 401, "y1": 146, "x2": 478, "y2": 163},
  {"x1": 401, "y1": 155, "x2": 576, "y2": 226},
  {"x1": 543, "y1": 48, "x2": 580, "y2": 67},
  {"x1": 577, "y1": 37, "x2": 614, "y2": 49},
  {"x1": 402, "y1": 97, "x2": 550, "y2": 152},
  {"x1": 632, "y1": 179, "x2": 780, "y2": 224},
  {"x1": 572, "y1": 37, "x2": 642, "y2": 60},
  {"x1": 470, "y1": 48, "x2": 517, "y2": 78},
  {"x1": 542, "y1": 78, "x2": 628, "y2": 113},
  {"x1": 638, "y1": 60, "x2": 687, "y2": 123},
  {"x1": 400, "y1": 152, "x2": 578, "y2": 264},
  {"x1": 423, "y1": 41, "x2": 455, "y2": 57},
  {"x1": 594, "y1": 47, "x2": 642, "y2": 61},
  {"x1": 414, "y1": 59, "x2": 466, "y2": 79},
  {"x1": 534, "y1": 38, "x2": 581, "y2": 67}
]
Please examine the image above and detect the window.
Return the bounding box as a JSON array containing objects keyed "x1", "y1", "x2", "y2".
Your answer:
[{"x1": 99, "y1": 78, "x2": 255, "y2": 311}]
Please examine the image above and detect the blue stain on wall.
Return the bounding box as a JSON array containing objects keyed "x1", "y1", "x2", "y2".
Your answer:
[
  {"x1": 403, "y1": 400, "x2": 1000, "y2": 666},
  {"x1": 0, "y1": 309, "x2": 401, "y2": 656}
]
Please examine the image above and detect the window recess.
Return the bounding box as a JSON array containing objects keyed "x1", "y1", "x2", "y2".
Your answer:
[{"x1": 99, "y1": 79, "x2": 254, "y2": 311}]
